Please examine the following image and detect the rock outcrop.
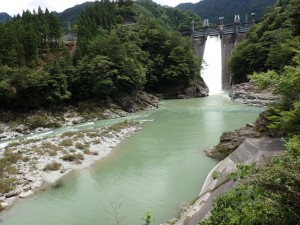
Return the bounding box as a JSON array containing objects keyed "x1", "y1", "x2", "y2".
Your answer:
[
  {"x1": 113, "y1": 91, "x2": 159, "y2": 113},
  {"x1": 229, "y1": 82, "x2": 280, "y2": 106},
  {"x1": 205, "y1": 126, "x2": 262, "y2": 160},
  {"x1": 181, "y1": 77, "x2": 209, "y2": 98},
  {"x1": 159, "y1": 77, "x2": 209, "y2": 99}
]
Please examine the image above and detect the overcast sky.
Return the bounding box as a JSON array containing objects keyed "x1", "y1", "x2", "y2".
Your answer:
[{"x1": 0, "y1": 0, "x2": 199, "y2": 16}]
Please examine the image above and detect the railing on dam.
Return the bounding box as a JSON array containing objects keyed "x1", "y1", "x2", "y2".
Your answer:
[{"x1": 188, "y1": 13, "x2": 256, "y2": 39}]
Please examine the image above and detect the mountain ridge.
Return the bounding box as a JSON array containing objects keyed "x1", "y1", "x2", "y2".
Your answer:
[
  {"x1": 0, "y1": 12, "x2": 12, "y2": 23},
  {"x1": 176, "y1": 0, "x2": 276, "y2": 24}
]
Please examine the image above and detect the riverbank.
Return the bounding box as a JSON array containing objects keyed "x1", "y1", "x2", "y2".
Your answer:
[
  {"x1": 0, "y1": 91, "x2": 159, "y2": 142},
  {"x1": 166, "y1": 84, "x2": 281, "y2": 225},
  {"x1": 0, "y1": 90, "x2": 159, "y2": 211},
  {"x1": 174, "y1": 138, "x2": 284, "y2": 225},
  {"x1": 229, "y1": 82, "x2": 280, "y2": 106},
  {"x1": 0, "y1": 121, "x2": 140, "y2": 210}
]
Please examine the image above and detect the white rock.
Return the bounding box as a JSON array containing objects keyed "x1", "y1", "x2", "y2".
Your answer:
[
  {"x1": 65, "y1": 121, "x2": 73, "y2": 126},
  {"x1": 5, "y1": 188, "x2": 22, "y2": 198},
  {"x1": 25, "y1": 175, "x2": 36, "y2": 182},
  {"x1": 22, "y1": 184, "x2": 32, "y2": 191},
  {"x1": 32, "y1": 180, "x2": 43, "y2": 189},
  {"x1": 19, "y1": 190, "x2": 33, "y2": 198},
  {"x1": 0, "y1": 201, "x2": 9, "y2": 208},
  {"x1": 6, "y1": 197, "x2": 17, "y2": 206}
]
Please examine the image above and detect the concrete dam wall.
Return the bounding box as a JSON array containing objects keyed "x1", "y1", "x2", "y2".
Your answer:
[{"x1": 192, "y1": 14, "x2": 255, "y2": 91}]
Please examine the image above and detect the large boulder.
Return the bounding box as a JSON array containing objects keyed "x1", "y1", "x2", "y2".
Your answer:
[
  {"x1": 113, "y1": 91, "x2": 159, "y2": 113},
  {"x1": 182, "y1": 77, "x2": 209, "y2": 98},
  {"x1": 205, "y1": 127, "x2": 261, "y2": 160}
]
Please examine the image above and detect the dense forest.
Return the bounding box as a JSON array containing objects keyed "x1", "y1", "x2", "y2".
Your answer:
[
  {"x1": 0, "y1": 0, "x2": 202, "y2": 110},
  {"x1": 177, "y1": 0, "x2": 276, "y2": 24},
  {"x1": 201, "y1": 0, "x2": 300, "y2": 224}
]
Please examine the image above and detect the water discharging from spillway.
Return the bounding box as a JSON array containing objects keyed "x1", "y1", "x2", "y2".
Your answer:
[{"x1": 201, "y1": 36, "x2": 222, "y2": 94}]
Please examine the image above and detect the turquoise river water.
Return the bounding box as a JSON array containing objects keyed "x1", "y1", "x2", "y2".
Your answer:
[{"x1": 0, "y1": 94, "x2": 263, "y2": 225}]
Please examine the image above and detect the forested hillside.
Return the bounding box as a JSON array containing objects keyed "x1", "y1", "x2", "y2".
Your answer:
[
  {"x1": 55, "y1": 2, "x2": 93, "y2": 28},
  {"x1": 0, "y1": 0, "x2": 203, "y2": 111},
  {"x1": 177, "y1": 0, "x2": 276, "y2": 24},
  {"x1": 201, "y1": 0, "x2": 300, "y2": 224}
]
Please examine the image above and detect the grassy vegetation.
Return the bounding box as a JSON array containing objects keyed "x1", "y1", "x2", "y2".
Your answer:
[
  {"x1": 0, "y1": 178, "x2": 16, "y2": 194},
  {"x1": 75, "y1": 142, "x2": 89, "y2": 151},
  {"x1": 6, "y1": 141, "x2": 21, "y2": 148},
  {"x1": 25, "y1": 115, "x2": 61, "y2": 130},
  {"x1": 60, "y1": 131, "x2": 78, "y2": 138},
  {"x1": 78, "y1": 101, "x2": 106, "y2": 120},
  {"x1": 62, "y1": 153, "x2": 84, "y2": 162},
  {"x1": 0, "y1": 150, "x2": 22, "y2": 193},
  {"x1": 0, "y1": 118, "x2": 137, "y2": 195},
  {"x1": 107, "y1": 120, "x2": 137, "y2": 132},
  {"x1": 59, "y1": 138, "x2": 73, "y2": 147},
  {"x1": 43, "y1": 161, "x2": 62, "y2": 171}
]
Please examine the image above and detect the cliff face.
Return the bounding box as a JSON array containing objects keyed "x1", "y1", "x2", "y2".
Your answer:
[{"x1": 162, "y1": 77, "x2": 209, "y2": 99}]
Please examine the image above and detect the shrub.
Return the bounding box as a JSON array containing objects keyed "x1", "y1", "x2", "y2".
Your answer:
[
  {"x1": 25, "y1": 114, "x2": 61, "y2": 130},
  {"x1": 25, "y1": 115, "x2": 48, "y2": 130},
  {"x1": 4, "y1": 151, "x2": 23, "y2": 163},
  {"x1": 0, "y1": 178, "x2": 16, "y2": 194},
  {"x1": 60, "y1": 131, "x2": 77, "y2": 138},
  {"x1": 43, "y1": 161, "x2": 62, "y2": 171},
  {"x1": 59, "y1": 138, "x2": 73, "y2": 147},
  {"x1": 75, "y1": 142, "x2": 88, "y2": 150},
  {"x1": 62, "y1": 153, "x2": 84, "y2": 162},
  {"x1": 6, "y1": 141, "x2": 21, "y2": 148}
]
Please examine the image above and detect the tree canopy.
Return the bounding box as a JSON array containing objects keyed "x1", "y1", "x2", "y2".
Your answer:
[
  {"x1": 228, "y1": 0, "x2": 300, "y2": 84},
  {"x1": 0, "y1": 0, "x2": 202, "y2": 110}
]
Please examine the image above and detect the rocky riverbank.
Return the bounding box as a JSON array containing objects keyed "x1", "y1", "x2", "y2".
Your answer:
[
  {"x1": 204, "y1": 125, "x2": 262, "y2": 160},
  {"x1": 0, "y1": 91, "x2": 160, "y2": 211},
  {"x1": 0, "y1": 121, "x2": 140, "y2": 211},
  {"x1": 0, "y1": 91, "x2": 159, "y2": 142},
  {"x1": 229, "y1": 82, "x2": 280, "y2": 106}
]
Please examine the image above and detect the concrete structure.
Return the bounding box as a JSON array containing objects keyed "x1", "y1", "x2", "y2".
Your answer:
[
  {"x1": 175, "y1": 138, "x2": 284, "y2": 225},
  {"x1": 191, "y1": 14, "x2": 256, "y2": 90}
]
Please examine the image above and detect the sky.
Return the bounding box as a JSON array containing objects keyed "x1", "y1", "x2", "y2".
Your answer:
[{"x1": 0, "y1": 0, "x2": 200, "y2": 16}]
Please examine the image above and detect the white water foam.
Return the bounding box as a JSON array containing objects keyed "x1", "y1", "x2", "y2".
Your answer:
[{"x1": 201, "y1": 36, "x2": 222, "y2": 95}]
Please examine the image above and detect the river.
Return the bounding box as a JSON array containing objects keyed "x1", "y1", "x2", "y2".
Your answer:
[
  {"x1": 0, "y1": 36, "x2": 263, "y2": 225},
  {"x1": 0, "y1": 94, "x2": 263, "y2": 225}
]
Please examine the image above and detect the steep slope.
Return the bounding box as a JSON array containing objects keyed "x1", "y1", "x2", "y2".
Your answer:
[{"x1": 56, "y1": 2, "x2": 93, "y2": 27}]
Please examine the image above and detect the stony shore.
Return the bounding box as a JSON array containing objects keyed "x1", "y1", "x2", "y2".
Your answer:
[
  {"x1": 0, "y1": 91, "x2": 160, "y2": 211},
  {"x1": 0, "y1": 121, "x2": 140, "y2": 210},
  {"x1": 229, "y1": 82, "x2": 280, "y2": 106},
  {"x1": 0, "y1": 91, "x2": 159, "y2": 142}
]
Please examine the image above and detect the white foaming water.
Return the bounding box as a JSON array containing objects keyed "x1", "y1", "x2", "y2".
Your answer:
[{"x1": 201, "y1": 36, "x2": 222, "y2": 94}]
